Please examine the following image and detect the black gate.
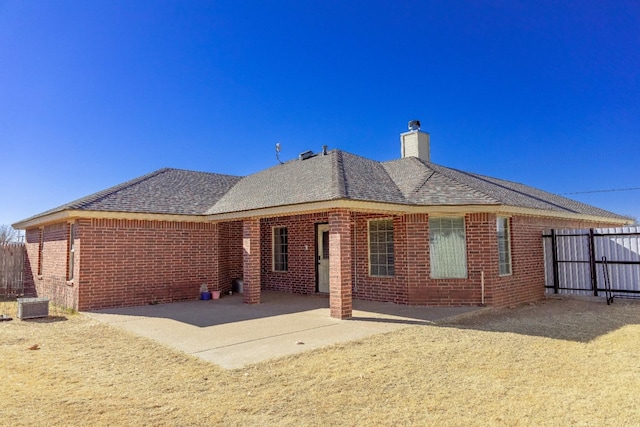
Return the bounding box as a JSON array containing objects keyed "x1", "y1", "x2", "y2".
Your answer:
[{"x1": 543, "y1": 227, "x2": 640, "y2": 298}]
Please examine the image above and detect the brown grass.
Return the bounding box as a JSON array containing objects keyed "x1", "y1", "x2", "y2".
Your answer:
[{"x1": 1, "y1": 298, "x2": 639, "y2": 426}]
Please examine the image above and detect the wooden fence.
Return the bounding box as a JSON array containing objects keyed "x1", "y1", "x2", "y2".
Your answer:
[
  {"x1": 0, "y1": 243, "x2": 25, "y2": 297},
  {"x1": 543, "y1": 226, "x2": 640, "y2": 298}
]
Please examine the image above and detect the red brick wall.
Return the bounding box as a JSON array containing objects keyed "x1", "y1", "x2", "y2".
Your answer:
[
  {"x1": 260, "y1": 213, "x2": 328, "y2": 294},
  {"x1": 22, "y1": 211, "x2": 623, "y2": 312},
  {"x1": 216, "y1": 220, "x2": 243, "y2": 294},
  {"x1": 23, "y1": 228, "x2": 38, "y2": 297},
  {"x1": 351, "y1": 213, "x2": 408, "y2": 304},
  {"x1": 489, "y1": 215, "x2": 622, "y2": 307},
  {"x1": 77, "y1": 218, "x2": 218, "y2": 310},
  {"x1": 351, "y1": 212, "x2": 622, "y2": 308},
  {"x1": 243, "y1": 218, "x2": 261, "y2": 304},
  {"x1": 24, "y1": 223, "x2": 78, "y2": 309},
  {"x1": 351, "y1": 212, "x2": 487, "y2": 307},
  {"x1": 425, "y1": 212, "x2": 495, "y2": 306},
  {"x1": 329, "y1": 209, "x2": 353, "y2": 319}
]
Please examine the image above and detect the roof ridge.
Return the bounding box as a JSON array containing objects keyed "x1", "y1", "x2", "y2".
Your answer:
[
  {"x1": 386, "y1": 156, "x2": 434, "y2": 198},
  {"x1": 412, "y1": 170, "x2": 436, "y2": 197},
  {"x1": 161, "y1": 167, "x2": 243, "y2": 179},
  {"x1": 332, "y1": 150, "x2": 348, "y2": 198},
  {"x1": 409, "y1": 160, "x2": 499, "y2": 203}
]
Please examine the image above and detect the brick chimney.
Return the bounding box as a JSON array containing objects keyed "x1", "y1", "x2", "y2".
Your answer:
[{"x1": 400, "y1": 120, "x2": 430, "y2": 162}]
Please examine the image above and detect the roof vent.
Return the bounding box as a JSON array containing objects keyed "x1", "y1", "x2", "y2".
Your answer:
[
  {"x1": 299, "y1": 150, "x2": 315, "y2": 160},
  {"x1": 408, "y1": 120, "x2": 421, "y2": 131}
]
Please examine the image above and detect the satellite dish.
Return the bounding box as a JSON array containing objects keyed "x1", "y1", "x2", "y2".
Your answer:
[{"x1": 275, "y1": 142, "x2": 281, "y2": 153}]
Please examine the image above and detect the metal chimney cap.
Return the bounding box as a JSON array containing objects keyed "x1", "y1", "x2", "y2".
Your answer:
[{"x1": 408, "y1": 120, "x2": 421, "y2": 131}]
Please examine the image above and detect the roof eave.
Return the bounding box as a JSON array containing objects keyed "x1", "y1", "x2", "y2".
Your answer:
[
  {"x1": 13, "y1": 210, "x2": 73, "y2": 229},
  {"x1": 494, "y1": 206, "x2": 633, "y2": 225},
  {"x1": 13, "y1": 210, "x2": 211, "y2": 229},
  {"x1": 205, "y1": 200, "x2": 505, "y2": 221},
  {"x1": 207, "y1": 201, "x2": 633, "y2": 224},
  {"x1": 14, "y1": 203, "x2": 630, "y2": 229}
]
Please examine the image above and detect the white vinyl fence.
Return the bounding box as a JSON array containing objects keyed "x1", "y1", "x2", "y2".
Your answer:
[{"x1": 543, "y1": 226, "x2": 640, "y2": 300}]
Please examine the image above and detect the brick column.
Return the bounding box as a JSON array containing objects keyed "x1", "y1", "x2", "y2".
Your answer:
[
  {"x1": 242, "y1": 218, "x2": 261, "y2": 304},
  {"x1": 329, "y1": 209, "x2": 352, "y2": 319},
  {"x1": 405, "y1": 214, "x2": 430, "y2": 304}
]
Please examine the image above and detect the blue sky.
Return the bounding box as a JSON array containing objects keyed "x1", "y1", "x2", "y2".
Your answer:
[{"x1": 1, "y1": 0, "x2": 639, "y2": 226}]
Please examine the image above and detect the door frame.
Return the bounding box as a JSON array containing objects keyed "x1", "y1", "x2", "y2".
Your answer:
[{"x1": 315, "y1": 222, "x2": 330, "y2": 293}]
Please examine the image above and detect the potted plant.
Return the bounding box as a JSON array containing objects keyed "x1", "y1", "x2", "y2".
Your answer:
[{"x1": 200, "y1": 283, "x2": 212, "y2": 300}]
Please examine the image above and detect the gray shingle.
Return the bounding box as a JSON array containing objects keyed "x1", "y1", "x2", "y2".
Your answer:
[
  {"x1": 18, "y1": 149, "x2": 629, "y2": 224},
  {"x1": 207, "y1": 151, "x2": 341, "y2": 214},
  {"x1": 206, "y1": 150, "x2": 409, "y2": 215},
  {"x1": 341, "y1": 152, "x2": 405, "y2": 204},
  {"x1": 444, "y1": 167, "x2": 624, "y2": 217},
  {"x1": 22, "y1": 168, "x2": 242, "y2": 222},
  {"x1": 383, "y1": 157, "x2": 627, "y2": 218},
  {"x1": 383, "y1": 157, "x2": 498, "y2": 205}
]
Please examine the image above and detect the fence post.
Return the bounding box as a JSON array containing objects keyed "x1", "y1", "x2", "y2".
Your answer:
[
  {"x1": 551, "y1": 229, "x2": 560, "y2": 294},
  {"x1": 588, "y1": 228, "x2": 598, "y2": 296}
]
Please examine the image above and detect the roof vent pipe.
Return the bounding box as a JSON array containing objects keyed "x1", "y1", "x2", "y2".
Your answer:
[{"x1": 322, "y1": 145, "x2": 328, "y2": 155}]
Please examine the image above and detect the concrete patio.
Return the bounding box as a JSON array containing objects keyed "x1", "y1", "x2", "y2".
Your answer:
[{"x1": 84, "y1": 291, "x2": 481, "y2": 369}]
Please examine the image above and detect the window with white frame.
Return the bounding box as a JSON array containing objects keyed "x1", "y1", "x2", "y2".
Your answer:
[
  {"x1": 369, "y1": 219, "x2": 395, "y2": 276},
  {"x1": 273, "y1": 227, "x2": 288, "y2": 272},
  {"x1": 497, "y1": 217, "x2": 512, "y2": 275},
  {"x1": 429, "y1": 216, "x2": 467, "y2": 278}
]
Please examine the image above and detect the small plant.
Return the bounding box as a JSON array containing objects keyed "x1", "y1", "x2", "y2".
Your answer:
[{"x1": 200, "y1": 283, "x2": 209, "y2": 293}]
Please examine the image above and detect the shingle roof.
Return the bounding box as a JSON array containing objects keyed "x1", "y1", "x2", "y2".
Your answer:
[
  {"x1": 206, "y1": 150, "x2": 407, "y2": 214},
  {"x1": 206, "y1": 150, "x2": 626, "y2": 219},
  {"x1": 17, "y1": 149, "x2": 630, "y2": 225},
  {"x1": 206, "y1": 151, "x2": 341, "y2": 214},
  {"x1": 21, "y1": 168, "x2": 242, "y2": 222},
  {"x1": 382, "y1": 157, "x2": 498, "y2": 205},
  {"x1": 423, "y1": 162, "x2": 624, "y2": 218}
]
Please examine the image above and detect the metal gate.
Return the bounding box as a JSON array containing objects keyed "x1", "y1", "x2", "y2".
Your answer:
[{"x1": 543, "y1": 226, "x2": 640, "y2": 298}]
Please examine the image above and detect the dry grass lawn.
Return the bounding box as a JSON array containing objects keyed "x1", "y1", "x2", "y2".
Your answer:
[{"x1": 1, "y1": 297, "x2": 639, "y2": 426}]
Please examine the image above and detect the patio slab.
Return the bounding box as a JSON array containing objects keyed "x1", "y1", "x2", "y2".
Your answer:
[{"x1": 84, "y1": 292, "x2": 481, "y2": 369}]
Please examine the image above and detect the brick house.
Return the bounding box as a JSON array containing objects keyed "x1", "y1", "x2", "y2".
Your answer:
[{"x1": 13, "y1": 124, "x2": 630, "y2": 319}]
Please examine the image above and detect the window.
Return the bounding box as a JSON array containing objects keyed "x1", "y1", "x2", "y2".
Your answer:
[
  {"x1": 497, "y1": 217, "x2": 512, "y2": 275},
  {"x1": 67, "y1": 223, "x2": 76, "y2": 280},
  {"x1": 429, "y1": 216, "x2": 467, "y2": 278},
  {"x1": 273, "y1": 227, "x2": 288, "y2": 272},
  {"x1": 369, "y1": 219, "x2": 395, "y2": 276}
]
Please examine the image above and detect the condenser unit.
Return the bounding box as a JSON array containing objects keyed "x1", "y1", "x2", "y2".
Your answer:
[{"x1": 17, "y1": 298, "x2": 49, "y2": 320}]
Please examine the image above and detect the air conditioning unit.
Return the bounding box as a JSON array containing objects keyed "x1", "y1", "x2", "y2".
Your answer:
[{"x1": 17, "y1": 298, "x2": 50, "y2": 320}]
